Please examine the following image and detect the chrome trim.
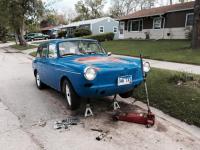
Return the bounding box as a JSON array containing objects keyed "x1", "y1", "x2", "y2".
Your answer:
[
  {"x1": 84, "y1": 66, "x2": 97, "y2": 81},
  {"x1": 55, "y1": 69, "x2": 81, "y2": 75}
]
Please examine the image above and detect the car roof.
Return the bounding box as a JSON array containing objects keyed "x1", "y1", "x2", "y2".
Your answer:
[{"x1": 39, "y1": 38, "x2": 98, "y2": 46}]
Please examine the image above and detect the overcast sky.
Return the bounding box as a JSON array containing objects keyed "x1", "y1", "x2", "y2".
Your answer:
[{"x1": 42, "y1": 0, "x2": 183, "y2": 15}]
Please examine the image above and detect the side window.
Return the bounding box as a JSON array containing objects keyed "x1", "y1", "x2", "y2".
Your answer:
[
  {"x1": 48, "y1": 44, "x2": 57, "y2": 58},
  {"x1": 153, "y1": 17, "x2": 162, "y2": 29},
  {"x1": 99, "y1": 26, "x2": 104, "y2": 33},
  {"x1": 36, "y1": 45, "x2": 48, "y2": 58},
  {"x1": 185, "y1": 13, "x2": 194, "y2": 27},
  {"x1": 113, "y1": 26, "x2": 118, "y2": 33}
]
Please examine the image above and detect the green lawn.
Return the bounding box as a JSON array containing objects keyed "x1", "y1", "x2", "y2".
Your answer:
[
  {"x1": 133, "y1": 69, "x2": 200, "y2": 127},
  {"x1": 10, "y1": 44, "x2": 37, "y2": 50},
  {"x1": 102, "y1": 40, "x2": 200, "y2": 65},
  {"x1": 29, "y1": 51, "x2": 37, "y2": 57}
]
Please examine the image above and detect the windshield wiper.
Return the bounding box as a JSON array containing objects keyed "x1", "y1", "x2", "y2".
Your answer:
[{"x1": 85, "y1": 51, "x2": 97, "y2": 54}]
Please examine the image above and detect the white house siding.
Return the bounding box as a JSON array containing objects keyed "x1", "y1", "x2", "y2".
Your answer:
[
  {"x1": 92, "y1": 18, "x2": 119, "y2": 39},
  {"x1": 123, "y1": 27, "x2": 191, "y2": 40}
]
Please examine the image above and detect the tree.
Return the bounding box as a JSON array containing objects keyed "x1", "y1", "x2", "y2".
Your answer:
[
  {"x1": 109, "y1": 0, "x2": 156, "y2": 18},
  {"x1": 0, "y1": 0, "x2": 10, "y2": 42},
  {"x1": 110, "y1": 0, "x2": 139, "y2": 18},
  {"x1": 40, "y1": 10, "x2": 68, "y2": 28},
  {"x1": 139, "y1": 0, "x2": 156, "y2": 10},
  {"x1": 1, "y1": 0, "x2": 44, "y2": 46},
  {"x1": 192, "y1": 0, "x2": 200, "y2": 49},
  {"x1": 75, "y1": 0, "x2": 105, "y2": 21}
]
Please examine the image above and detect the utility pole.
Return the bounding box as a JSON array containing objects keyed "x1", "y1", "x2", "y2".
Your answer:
[{"x1": 192, "y1": 0, "x2": 200, "y2": 49}]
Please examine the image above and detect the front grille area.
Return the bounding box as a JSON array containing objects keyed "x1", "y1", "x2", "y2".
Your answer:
[{"x1": 96, "y1": 67, "x2": 141, "y2": 86}]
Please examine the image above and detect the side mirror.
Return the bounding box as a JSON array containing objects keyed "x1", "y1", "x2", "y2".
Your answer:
[{"x1": 107, "y1": 52, "x2": 112, "y2": 56}]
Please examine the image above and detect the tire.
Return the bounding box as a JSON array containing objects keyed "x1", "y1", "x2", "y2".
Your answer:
[
  {"x1": 62, "y1": 79, "x2": 80, "y2": 110},
  {"x1": 119, "y1": 90, "x2": 133, "y2": 98},
  {"x1": 35, "y1": 72, "x2": 45, "y2": 89}
]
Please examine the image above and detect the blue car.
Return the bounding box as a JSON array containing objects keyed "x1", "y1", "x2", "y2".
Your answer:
[{"x1": 32, "y1": 39, "x2": 150, "y2": 110}]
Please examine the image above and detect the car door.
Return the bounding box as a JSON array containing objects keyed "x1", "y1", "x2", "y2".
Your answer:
[
  {"x1": 45, "y1": 43, "x2": 60, "y2": 89},
  {"x1": 36, "y1": 44, "x2": 49, "y2": 84}
]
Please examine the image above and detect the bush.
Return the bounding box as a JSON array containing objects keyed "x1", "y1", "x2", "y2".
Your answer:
[
  {"x1": 74, "y1": 28, "x2": 92, "y2": 37},
  {"x1": 58, "y1": 31, "x2": 67, "y2": 38},
  {"x1": 83, "y1": 32, "x2": 115, "y2": 42},
  {"x1": 0, "y1": 25, "x2": 8, "y2": 43},
  {"x1": 185, "y1": 29, "x2": 192, "y2": 40}
]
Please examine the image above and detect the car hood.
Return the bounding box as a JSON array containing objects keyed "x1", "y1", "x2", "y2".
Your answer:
[{"x1": 59, "y1": 55, "x2": 141, "y2": 71}]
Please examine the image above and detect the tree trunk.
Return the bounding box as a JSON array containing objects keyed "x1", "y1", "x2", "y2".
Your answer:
[
  {"x1": 192, "y1": 0, "x2": 200, "y2": 49},
  {"x1": 16, "y1": 19, "x2": 27, "y2": 46}
]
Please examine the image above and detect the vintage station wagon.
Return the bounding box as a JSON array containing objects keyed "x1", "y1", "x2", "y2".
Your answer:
[{"x1": 32, "y1": 39, "x2": 150, "y2": 110}]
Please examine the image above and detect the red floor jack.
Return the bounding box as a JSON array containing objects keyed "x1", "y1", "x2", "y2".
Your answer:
[{"x1": 113, "y1": 56, "x2": 155, "y2": 128}]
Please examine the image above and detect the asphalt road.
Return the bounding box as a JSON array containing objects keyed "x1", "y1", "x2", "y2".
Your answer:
[{"x1": 0, "y1": 46, "x2": 200, "y2": 150}]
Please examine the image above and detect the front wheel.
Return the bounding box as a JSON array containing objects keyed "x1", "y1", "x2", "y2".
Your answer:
[
  {"x1": 62, "y1": 79, "x2": 81, "y2": 110},
  {"x1": 35, "y1": 72, "x2": 45, "y2": 89},
  {"x1": 119, "y1": 90, "x2": 133, "y2": 98}
]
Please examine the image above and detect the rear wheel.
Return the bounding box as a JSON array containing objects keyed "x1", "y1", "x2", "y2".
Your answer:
[
  {"x1": 62, "y1": 79, "x2": 81, "y2": 110},
  {"x1": 119, "y1": 90, "x2": 133, "y2": 98}
]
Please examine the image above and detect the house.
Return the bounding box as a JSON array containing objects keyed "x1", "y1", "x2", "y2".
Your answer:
[
  {"x1": 118, "y1": 1, "x2": 194, "y2": 39},
  {"x1": 61, "y1": 17, "x2": 119, "y2": 39},
  {"x1": 41, "y1": 25, "x2": 63, "y2": 38}
]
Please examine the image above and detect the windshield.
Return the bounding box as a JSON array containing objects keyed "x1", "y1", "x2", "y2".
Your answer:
[{"x1": 58, "y1": 41, "x2": 105, "y2": 56}]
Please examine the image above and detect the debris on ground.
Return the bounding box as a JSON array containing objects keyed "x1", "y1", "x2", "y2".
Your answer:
[
  {"x1": 53, "y1": 117, "x2": 80, "y2": 130},
  {"x1": 91, "y1": 128, "x2": 112, "y2": 141},
  {"x1": 96, "y1": 131, "x2": 109, "y2": 141},
  {"x1": 38, "y1": 119, "x2": 47, "y2": 127}
]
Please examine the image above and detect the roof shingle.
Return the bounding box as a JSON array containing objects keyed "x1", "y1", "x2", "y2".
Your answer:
[{"x1": 119, "y1": 1, "x2": 194, "y2": 20}]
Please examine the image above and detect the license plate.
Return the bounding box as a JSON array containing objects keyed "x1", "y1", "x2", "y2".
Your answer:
[{"x1": 118, "y1": 75, "x2": 132, "y2": 86}]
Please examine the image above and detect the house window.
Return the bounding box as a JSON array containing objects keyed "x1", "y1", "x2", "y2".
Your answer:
[
  {"x1": 113, "y1": 27, "x2": 118, "y2": 33},
  {"x1": 127, "y1": 20, "x2": 143, "y2": 32},
  {"x1": 99, "y1": 26, "x2": 104, "y2": 33},
  {"x1": 185, "y1": 13, "x2": 194, "y2": 27},
  {"x1": 153, "y1": 17, "x2": 162, "y2": 29}
]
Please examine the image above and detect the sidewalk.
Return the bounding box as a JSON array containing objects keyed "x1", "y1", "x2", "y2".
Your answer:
[
  {"x1": 144, "y1": 58, "x2": 200, "y2": 75},
  {"x1": 116, "y1": 55, "x2": 200, "y2": 75}
]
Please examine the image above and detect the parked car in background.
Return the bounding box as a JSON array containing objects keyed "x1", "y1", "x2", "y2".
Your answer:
[
  {"x1": 25, "y1": 33, "x2": 49, "y2": 41},
  {"x1": 32, "y1": 39, "x2": 150, "y2": 110}
]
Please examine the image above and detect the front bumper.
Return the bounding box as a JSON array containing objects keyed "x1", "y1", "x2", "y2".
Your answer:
[{"x1": 76, "y1": 78, "x2": 143, "y2": 98}]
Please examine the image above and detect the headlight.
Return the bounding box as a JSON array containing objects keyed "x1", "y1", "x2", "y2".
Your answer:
[
  {"x1": 143, "y1": 62, "x2": 151, "y2": 73},
  {"x1": 84, "y1": 67, "x2": 97, "y2": 81}
]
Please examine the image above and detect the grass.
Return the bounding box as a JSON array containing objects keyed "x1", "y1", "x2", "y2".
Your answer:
[
  {"x1": 102, "y1": 40, "x2": 200, "y2": 65},
  {"x1": 133, "y1": 68, "x2": 200, "y2": 127},
  {"x1": 32, "y1": 41, "x2": 45, "y2": 45},
  {"x1": 10, "y1": 44, "x2": 37, "y2": 50},
  {"x1": 29, "y1": 51, "x2": 37, "y2": 57}
]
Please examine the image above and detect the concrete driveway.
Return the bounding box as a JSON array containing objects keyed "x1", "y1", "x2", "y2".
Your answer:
[{"x1": 0, "y1": 46, "x2": 200, "y2": 150}]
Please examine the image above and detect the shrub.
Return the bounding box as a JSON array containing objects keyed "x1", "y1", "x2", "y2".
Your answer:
[
  {"x1": 83, "y1": 32, "x2": 115, "y2": 42},
  {"x1": 185, "y1": 29, "x2": 192, "y2": 40},
  {"x1": 0, "y1": 26, "x2": 8, "y2": 43},
  {"x1": 58, "y1": 31, "x2": 67, "y2": 38},
  {"x1": 74, "y1": 28, "x2": 92, "y2": 37}
]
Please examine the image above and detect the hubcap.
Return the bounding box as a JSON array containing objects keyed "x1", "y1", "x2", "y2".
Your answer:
[
  {"x1": 65, "y1": 84, "x2": 71, "y2": 106},
  {"x1": 36, "y1": 74, "x2": 40, "y2": 87}
]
